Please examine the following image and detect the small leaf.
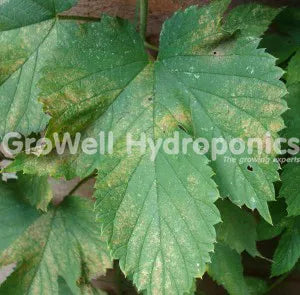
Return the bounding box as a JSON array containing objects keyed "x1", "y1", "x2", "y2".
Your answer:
[
  {"x1": 280, "y1": 161, "x2": 300, "y2": 217},
  {"x1": 257, "y1": 199, "x2": 287, "y2": 241},
  {"x1": 287, "y1": 51, "x2": 300, "y2": 85},
  {"x1": 274, "y1": 8, "x2": 300, "y2": 45},
  {"x1": 260, "y1": 7, "x2": 300, "y2": 64},
  {"x1": 0, "y1": 184, "x2": 112, "y2": 294},
  {"x1": 245, "y1": 277, "x2": 268, "y2": 295},
  {"x1": 281, "y1": 83, "x2": 300, "y2": 140},
  {"x1": 216, "y1": 199, "x2": 259, "y2": 256},
  {"x1": 208, "y1": 243, "x2": 250, "y2": 295},
  {"x1": 260, "y1": 34, "x2": 298, "y2": 65},
  {"x1": 272, "y1": 217, "x2": 300, "y2": 276},
  {"x1": 0, "y1": 181, "x2": 41, "y2": 253}
]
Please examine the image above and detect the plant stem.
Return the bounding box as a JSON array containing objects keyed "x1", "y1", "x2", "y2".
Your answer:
[
  {"x1": 139, "y1": 0, "x2": 148, "y2": 41},
  {"x1": 134, "y1": 0, "x2": 140, "y2": 29},
  {"x1": 67, "y1": 173, "x2": 97, "y2": 196},
  {"x1": 58, "y1": 15, "x2": 100, "y2": 22},
  {"x1": 265, "y1": 271, "x2": 292, "y2": 294},
  {"x1": 144, "y1": 41, "x2": 159, "y2": 51}
]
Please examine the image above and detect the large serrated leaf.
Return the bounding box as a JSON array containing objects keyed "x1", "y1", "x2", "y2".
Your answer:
[
  {"x1": 95, "y1": 130, "x2": 220, "y2": 294},
  {"x1": 4, "y1": 1, "x2": 288, "y2": 293},
  {"x1": 156, "y1": 2, "x2": 286, "y2": 223},
  {"x1": 25, "y1": 11, "x2": 220, "y2": 295},
  {"x1": 7, "y1": 1, "x2": 287, "y2": 220}
]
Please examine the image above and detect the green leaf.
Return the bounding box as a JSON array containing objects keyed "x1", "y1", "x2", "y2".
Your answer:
[
  {"x1": 257, "y1": 199, "x2": 287, "y2": 241},
  {"x1": 5, "y1": 151, "x2": 81, "y2": 180},
  {"x1": 0, "y1": 171, "x2": 52, "y2": 213},
  {"x1": 9, "y1": 1, "x2": 287, "y2": 222},
  {"x1": 260, "y1": 7, "x2": 300, "y2": 64},
  {"x1": 216, "y1": 199, "x2": 258, "y2": 256},
  {"x1": 260, "y1": 33, "x2": 298, "y2": 65},
  {"x1": 39, "y1": 17, "x2": 149, "y2": 138},
  {"x1": 272, "y1": 217, "x2": 300, "y2": 276},
  {"x1": 157, "y1": 2, "x2": 286, "y2": 223},
  {"x1": 38, "y1": 13, "x2": 220, "y2": 294},
  {"x1": 287, "y1": 50, "x2": 300, "y2": 85},
  {"x1": 17, "y1": 173, "x2": 52, "y2": 211},
  {"x1": 224, "y1": 3, "x2": 281, "y2": 37},
  {"x1": 0, "y1": 180, "x2": 40, "y2": 253},
  {"x1": 274, "y1": 8, "x2": 300, "y2": 45},
  {"x1": 280, "y1": 161, "x2": 300, "y2": 217},
  {"x1": 58, "y1": 277, "x2": 107, "y2": 295},
  {"x1": 0, "y1": 0, "x2": 77, "y2": 30},
  {"x1": 208, "y1": 243, "x2": 250, "y2": 295},
  {"x1": 0, "y1": 188, "x2": 112, "y2": 294},
  {"x1": 5, "y1": 1, "x2": 288, "y2": 293},
  {"x1": 95, "y1": 131, "x2": 220, "y2": 294},
  {"x1": 282, "y1": 83, "x2": 300, "y2": 139},
  {"x1": 0, "y1": 0, "x2": 78, "y2": 140},
  {"x1": 245, "y1": 277, "x2": 268, "y2": 295}
]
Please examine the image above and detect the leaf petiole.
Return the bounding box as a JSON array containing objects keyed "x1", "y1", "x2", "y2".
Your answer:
[
  {"x1": 139, "y1": 0, "x2": 148, "y2": 41},
  {"x1": 144, "y1": 41, "x2": 159, "y2": 52}
]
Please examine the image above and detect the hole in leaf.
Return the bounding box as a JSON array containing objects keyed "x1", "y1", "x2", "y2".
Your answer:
[
  {"x1": 213, "y1": 51, "x2": 217, "y2": 55},
  {"x1": 247, "y1": 165, "x2": 253, "y2": 172}
]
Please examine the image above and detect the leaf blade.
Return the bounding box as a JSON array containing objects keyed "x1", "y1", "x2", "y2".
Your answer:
[{"x1": 0, "y1": 191, "x2": 111, "y2": 294}]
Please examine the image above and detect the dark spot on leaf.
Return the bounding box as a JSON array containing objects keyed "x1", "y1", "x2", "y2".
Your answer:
[
  {"x1": 213, "y1": 51, "x2": 217, "y2": 55},
  {"x1": 247, "y1": 165, "x2": 253, "y2": 172},
  {"x1": 148, "y1": 97, "x2": 153, "y2": 101}
]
